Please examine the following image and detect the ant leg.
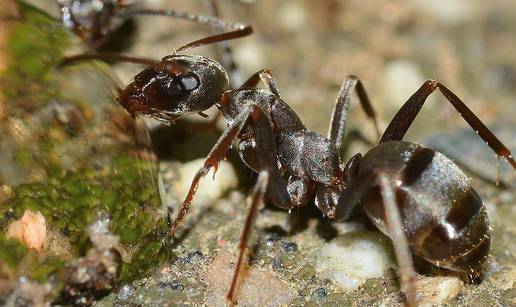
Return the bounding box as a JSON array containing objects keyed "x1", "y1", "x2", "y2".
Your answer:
[
  {"x1": 378, "y1": 174, "x2": 417, "y2": 307},
  {"x1": 380, "y1": 80, "x2": 516, "y2": 168},
  {"x1": 240, "y1": 69, "x2": 283, "y2": 98},
  {"x1": 167, "y1": 107, "x2": 255, "y2": 237},
  {"x1": 227, "y1": 170, "x2": 269, "y2": 304},
  {"x1": 329, "y1": 75, "x2": 380, "y2": 154},
  {"x1": 168, "y1": 105, "x2": 289, "y2": 237},
  {"x1": 117, "y1": 7, "x2": 252, "y2": 52}
]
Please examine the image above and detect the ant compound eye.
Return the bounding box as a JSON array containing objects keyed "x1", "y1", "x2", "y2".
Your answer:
[
  {"x1": 161, "y1": 72, "x2": 200, "y2": 97},
  {"x1": 179, "y1": 73, "x2": 200, "y2": 91}
]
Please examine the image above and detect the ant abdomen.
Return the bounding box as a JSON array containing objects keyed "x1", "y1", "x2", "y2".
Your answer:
[{"x1": 358, "y1": 141, "x2": 490, "y2": 274}]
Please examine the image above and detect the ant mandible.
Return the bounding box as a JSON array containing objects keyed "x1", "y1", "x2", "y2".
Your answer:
[{"x1": 64, "y1": 24, "x2": 516, "y2": 306}]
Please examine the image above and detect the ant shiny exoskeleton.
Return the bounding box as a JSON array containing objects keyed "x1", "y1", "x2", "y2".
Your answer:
[{"x1": 62, "y1": 25, "x2": 515, "y2": 306}]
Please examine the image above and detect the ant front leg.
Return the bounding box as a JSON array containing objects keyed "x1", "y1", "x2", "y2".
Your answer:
[
  {"x1": 167, "y1": 107, "x2": 257, "y2": 237},
  {"x1": 168, "y1": 104, "x2": 290, "y2": 236},
  {"x1": 377, "y1": 174, "x2": 417, "y2": 307},
  {"x1": 329, "y1": 75, "x2": 381, "y2": 155},
  {"x1": 379, "y1": 80, "x2": 516, "y2": 169}
]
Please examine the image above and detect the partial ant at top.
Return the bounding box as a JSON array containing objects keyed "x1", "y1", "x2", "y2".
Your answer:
[
  {"x1": 60, "y1": 20, "x2": 515, "y2": 306},
  {"x1": 56, "y1": 0, "x2": 247, "y2": 86}
]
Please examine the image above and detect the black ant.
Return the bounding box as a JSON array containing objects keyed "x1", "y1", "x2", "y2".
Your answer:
[{"x1": 62, "y1": 26, "x2": 516, "y2": 306}]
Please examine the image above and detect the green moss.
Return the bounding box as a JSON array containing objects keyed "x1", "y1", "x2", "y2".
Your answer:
[
  {"x1": 0, "y1": 1, "x2": 73, "y2": 108},
  {"x1": 2, "y1": 155, "x2": 167, "y2": 284},
  {"x1": 12, "y1": 147, "x2": 34, "y2": 168},
  {"x1": 0, "y1": 1, "x2": 169, "y2": 299},
  {"x1": 0, "y1": 235, "x2": 28, "y2": 268},
  {"x1": 119, "y1": 240, "x2": 168, "y2": 282}
]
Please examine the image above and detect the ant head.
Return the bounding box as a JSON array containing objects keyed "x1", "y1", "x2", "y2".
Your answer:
[{"x1": 118, "y1": 54, "x2": 229, "y2": 121}]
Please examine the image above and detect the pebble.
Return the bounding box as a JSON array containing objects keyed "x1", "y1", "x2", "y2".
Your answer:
[
  {"x1": 384, "y1": 60, "x2": 426, "y2": 109},
  {"x1": 281, "y1": 241, "x2": 298, "y2": 253},
  {"x1": 311, "y1": 288, "x2": 327, "y2": 301},
  {"x1": 204, "y1": 251, "x2": 295, "y2": 306},
  {"x1": 271, "y1": 257, "x2": 284, "y2": 271},
  {"x1": 117, "y1": 285, "x2": 135, "y2": 300},
  {"x1": 415, "y1": 276, "x2": 463, "y2": 306},
  {"x1": 170, "y1": 159, "x2": 238, "y2": 209},
  {"x1": 157, "y1": 280, "x2": 182, "y2": 291},
  {"x1": 312, "y1": 231, "x2": 394, "y2": 290},
  {"x1": 413, "y1": 0, "x2": 475, "y2": 25}
]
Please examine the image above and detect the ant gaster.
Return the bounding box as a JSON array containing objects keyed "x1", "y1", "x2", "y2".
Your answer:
[{"x1": 70, "y1": 25, "x2": 516, "y2": 306}]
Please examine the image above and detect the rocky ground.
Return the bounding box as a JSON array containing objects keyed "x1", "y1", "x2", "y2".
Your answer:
[
  {"x1": 97, "y1": 0, "x2": 515, "y2": 306},
  {"x1": 5, "y1": 0, "x2": 516, "y2": 306}
]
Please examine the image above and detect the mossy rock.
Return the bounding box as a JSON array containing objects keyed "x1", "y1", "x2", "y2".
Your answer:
[{"x1": 0, "y1": 1, "x2": 169, "y2": 302}]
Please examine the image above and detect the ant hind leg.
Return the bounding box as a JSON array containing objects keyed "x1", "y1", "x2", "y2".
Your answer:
[
  {"x1": 227, "y1": 170, "x2": 269, "y2": 304},
  {"x1": 378, "y1": 174, "x2": 417, "y2": 307},
  {"x1": 379, "y1": 80, "x2": 516, "y2": 169}
]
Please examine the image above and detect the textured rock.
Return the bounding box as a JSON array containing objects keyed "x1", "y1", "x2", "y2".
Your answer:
[{"x1": 204, "y1": 251, "x2": 295, "y2": 306}]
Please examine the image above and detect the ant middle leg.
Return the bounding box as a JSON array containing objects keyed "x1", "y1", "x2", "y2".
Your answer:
[
  {"x1": 329, "y1": 75, "x2": 381, "y2": 155},
  {"x1": 379, "y1": 80, "x2": 516, "y2": 168}
]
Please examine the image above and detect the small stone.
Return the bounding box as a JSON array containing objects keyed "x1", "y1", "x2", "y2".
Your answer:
[
  {"x1": 182, "y1": 250, "x2": 204, "y2": 264},
  {"x1": 266, "y1": 233, "x2": 280, "y2": 246},
  {"x1": 413, "y1": 0, "x2": 475, "y2": 25},
  {"x1": 171, "y1": 159, "x2": 238, "y2": 209},
  {"x1": 117, "y1": 285, "x2": 135, "y2": 300},
  {"x1": 312, "y1": 231, "x2": 394, "y2": 290},
  {"x1": 272, "y1": 257, "x2": 284, "y2": 271},
  {"x1": 384, "y1": 60, "x2": 426, "y2": 109},
  {"x1": 297, "y1": 265, "x2": 316, "y2": 281},
  {"x1": 6, "y1": 210, "x2": 47, "y2": 251},
  {"x1": 311, "y1": 288, "x2": 327, "y2": 301},
  {"x1": 415, "y1": 276, "x2": 463, "y2": 306},
  {"x1": 157, "y1": 280, "x2": 182, "y2": 291},
  {"x1": 204, "y1": 251, "x2": 295, "y2": 306},
  {"x1": 278, "y1": 1, "x2": 307, "y2": 31},
  {"x1": 281, "y1": 241, "x2": 298, "y2": 253}
]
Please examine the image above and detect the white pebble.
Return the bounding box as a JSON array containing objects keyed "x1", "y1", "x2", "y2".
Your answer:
[
  {"x1": 172, "y1": 159, "x2": 238, "y2": 208},
  {"x1": 312, "y1": 231, "x2": 394, "y2": 290}
]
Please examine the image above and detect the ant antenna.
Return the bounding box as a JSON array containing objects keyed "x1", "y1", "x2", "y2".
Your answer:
[
  {"x1": 176, "y1": 25, "x2": 252, "y2": 52},
  {"x1": 115, "y1": 7, "x2": 253, "y2": 52},
  {"x1": 57, "y1": 53, "x2": 158, "y2": 68}
]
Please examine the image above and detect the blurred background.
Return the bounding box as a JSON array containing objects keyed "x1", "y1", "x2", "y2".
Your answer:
[{"x1": 27, "y1": 0, "x2": 516, "y2": 140}]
